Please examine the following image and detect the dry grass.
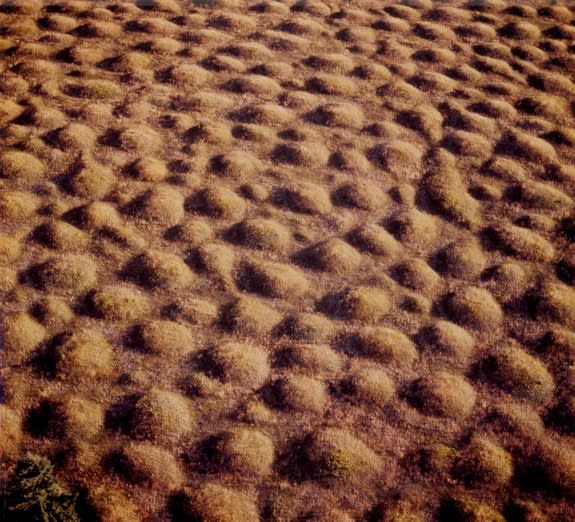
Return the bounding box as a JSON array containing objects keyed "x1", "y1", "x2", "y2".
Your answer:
[
  {"x1": 179, "y1": 483, "x2": 259, "y2": 522},
  {"x1": 354, "y1": 326, "x2": 418, "y2": 368},
  {"x1": 298, "y1": 239, "x2": 362, "y2": 273},
  {"x1": 205, "y1": 342, "x2": 270, "y2": 389},
  {"x1": 131, "y1": 388, "x2": 194, "y2": 444},
  {"x1": 444, "y1": 286, "x2": 503, "y2": 330},
  {"x1": 123, "y1": 250, "x2": 195, "y2": 291},
  {"x1": 3, "y1": 311, "x2": 46, "y2": 365},
  {"x1": 407, "y1": 370, "x2": 476, "y2": 419},
  {"x1": 213, "y1": 428, "x2": 274, "y2": 476}
]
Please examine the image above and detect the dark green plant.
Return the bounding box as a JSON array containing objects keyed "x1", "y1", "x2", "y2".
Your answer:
[{"x1": 2, "y1": 452, "x2": 79, "y2": 522}]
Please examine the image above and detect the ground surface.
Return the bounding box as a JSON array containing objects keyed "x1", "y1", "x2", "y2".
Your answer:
[{"x1": 1, "y1": 0, "x2": 575, "y2": 520}]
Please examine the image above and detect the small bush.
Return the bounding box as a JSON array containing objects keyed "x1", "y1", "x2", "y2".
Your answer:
[{"x1": 3, "y1": 452, "x2": 79, "y2": 521}]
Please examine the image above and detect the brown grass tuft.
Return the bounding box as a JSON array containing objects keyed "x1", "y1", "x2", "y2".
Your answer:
[
  {"x1": 443, "y1": 286, "x2": 503, "y2": 330},
  {"x1": 189, "y1": 186, "x2": 246, "y2": 220},
  {"x1": 367, "y1": 140, "x2": 423, "y2": 178},
  {"x1": 280, "y1": 312, "x2": 335, "y2": 343},
  {"x1": 407, "y1": 370, "x2": 476, "y2": 419},
  {"x1": 354, "y1": 327, "x2": 418, "y2": 368},
  {"x1": 536, "y1": 282, "x2": 575, "y2": 328},
  {"x1": 275, "y1": 373, "x2": 328, "y2": 413},
  {"x1": 485, "y1": 223, "x2": 555, "y2": 262},
  {"x1": 0, "y1": 150, "x2": 44, "y2": 186},
  {"x1": 205, "y1": 341, "x2": 270, "y2": 389},
  {"x1": 298, "y1": 238, "x2": 362, "y2": 274},
  {"x1": 118, "y1": 441, "x2": 184, "y2": 490},
  {"x1": 127, "y1": 185, "x2": 185, "y2": 226},
  {"x1": 131, "y1": 388, "x2": 194, "y2": 444},
  {"x1": 180, "y1": 483, "x2": 259, "y2": 522},
  {"x1": 0, "y1": 190, "x2": 40, "y2": 220},
  {"x1": 332, "y1": 181, "x2": 388, "y2": 211},
  {"x1": 124, "y1": 250, "x2": 194, "y2": 291},
  {"x1": 281, "y1": 181, "x2": 333, "y2": 215},
  {"x1": 222, "y1": 296, "x2": 282, "y2": 337},
  {"x1": 305, "y1": 428, "x2": 382, "y2": 482},
  {"x1": 128, "y1": 157, "x2": 168, "y2": 182},
  {"x1": 55, "y1": 329, "x2": 114, "y2": 380},
  {"x1": 417, "y1": 320, "x2": 475, "y2": 370},
  {"x1": 347, "y1": 365, "x2": 395, "y2": 405},
  {"x1": 32, "y1": 254, "x2": 97, "y2": 293},
  {"x1": 3, "y1": 311, "x2": 46, "y2": 365},
  {"x1": 348, "y1": 224, "x2": 402, "y2": 258},
  {"x1": 134, "y1": 319, "x2": 195, "y2": 357},
  {"x1": 391, "y1": 258, "x2": 440, "y2": 294},
  {"x1": 433, "y1": 240, "x2": 486, "y2": 279},
  {"x1": 228, "y1": 218, "x2": 291, "y2": 252},
  {"x1": 321, "y1": 286, "x2": 391, "y2": 323},
  {"x1": 238, "y1": 260, "x2": 310, "y2": 299},
  {"x1": 212, "y1": 428, "x2": 274, "y2": 476}
]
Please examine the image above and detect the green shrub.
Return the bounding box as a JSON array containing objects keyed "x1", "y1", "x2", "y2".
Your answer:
[{"x1": 3, "y1": 452, "x2": 79, "y2": 522}]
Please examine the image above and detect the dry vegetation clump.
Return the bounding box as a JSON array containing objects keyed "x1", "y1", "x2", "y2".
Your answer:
[
  {"x1": 272, "y1": 141, "x2": 330, "y2": 167},
  {"x1": 406, "y1": 370, "x2": 476, "y2": 419},
  {"x1": 386, "y1": 209, "x2": 439, "y2": 251},
  {"x1": 0, "y1": 150, "x2": 45, "y2": 185},
  {"x1": 54, "y1": 329, "x2": 114, "y2": 380},
  {"x1": 417, "y1": 320, "x2": 475, "y2": 370},
  {"x1": 0, "y1": 405, "x2": 22, "y2": 459},
  {"x1": 367, "y1": 140, "x2": 423, "y2": 178},
  {"x1": 3, "y1": 311, "x2": 46, "y2": 365},
  {"x1": 0, "y1": 266, "x2": 17, "y2": 293},
  {"x1": 453, "y1": 434, "x2": 513, "y2": 487},
  {"x1": 123, "y1": 250, "x2": 195, "y2": 291},
  {"x1": 202, "y1": 54, "x2": 247, "y2": 73},
  {"x1": 353, "y1": 326, "x2": 418, "y2": 368},
  {"x1": 130, "y1": 388, "x2": 195, "y2": 445},
  {"x1": 194, "y1": 241, "x2": 235, "y2": 286},
  {"x1": 32, "y1": 220, "x2": 90, "y2": 252},
  {"x1": 0, "y1": 190, "x2": 40, "y2": 220},
  {"x1": 307, "y1": 103, "x2": 364, "y2": 129},
  {"x1": 54, "y1": 123, "x2": 97, "y2": 151},
  {"x1": 0, "y1": 232, "x2": 21, "y2": 263},
  {"x1": 396, "y1": 104, "x2": 443, "y2": 142},
  {"x1": 203, "y1": 341, "x2": 270, "y2": 389},
  {"x1": 238, "y1": 260, "x2": 310, "y2": 299},
  {"x1": 496, "y1": 130, "x2": 558, "y2": 163},
  {"x1": 535, "y1": 282, "x2": 575, "y2": 327},
  {"x1": 391, "y1": 258, "x2": 440, "y2": 294},
  {"x1": 281, "y1": 181, "x2": 333, "y2": 215},
  {"x1": 225, "y1": 74, "x2": 282, "y2": 97},
  {"x1": 229, "y1": 102, "x2": 294, "y2": 126},
  {"x1": 117, "y1": 441, "x2": 184, "y2": 490},
  {"x1": 134, "y1": 319, "x2": 195, "y2": 357},
  {"x1": 166, "y1": 298, "x2": 218, "y2": 326},
  {"x1": 297, "y1": 238, "x2": 362, "y2": 274},
  {"x1": 328, "y1": 147, "x2": 372, "y2": 173},
  {"x1": 423, "y1": 167, "x2": 482, "y2": 229},
  {"x1": 32, "y1": 296, "x2": 74, "y2": 328},
  {"x1": 211, "y1": 428, "x2": 274, "y2": 476},
  {"x1": 66, "y1": 158, "x2": 115, "y2": 200},
  {"x1": 484, "y1": 262, "x2": 529, "y2": 303},
  {"x1": 484, "y1": 223, "x2": 555, "y2": 262},
  {"x1": 222, "y1": 296, "x2": 282, "y2": 337},
  {"x1": 168, "y1": 220, "x2": 214, "y2": 245},
  {"x1": 66, "y1": 201, "x2": 123, "y2": 231},
  {"x1": 346, "y1": 365, "x2": 395, "y2": 405},
  {"x1": 510, "y1": 180, "x2": 573, "y2": 211},
  {"x1": 443, "y1": 286, "x2": 503, "y2": 331},
  {"x1": 305, "y1": 428, "x2": 382, "y2": 483},
  {"x1": 82, "y1": 485, "x2": 140, "y2": 522},
  {"x1": 31, "y1": 254, "x2": 98, "y2": 293},
  {"x1": 320, "y1": 286, "x2": 391, "y2": 323},
  {"x1": 115, "y1": 125, "x2": 163, "y2": 154},
  {"x1": 126, "y1": 185, "x2": 185, "y2": 226},
  {"x1": 127, "y1": 157, "x2": 168, "y2": 182},
  {"x1": 348, "y1": 224, "x2": 403, "y2": 258},
  {"x1": 332, "y1": 181, "x2": 388, "y2": 211},
  {"x1": 281, "y1": 343, "x2": 342, "y2": 379},
  {"x1": 177, "y1": 483, "x2": 259, "y2": 522},
  {"x1": 228, "y1": 218, "x2": 291, "y2": 253},
  {"x1": 439, "y1": 496, "x2": 505, "y2": 522},
  {"x1": 188, "y1": 186, "x2": 246, "y2": 220},
  {"x1": 432, "y1": 240, "x2": 486, "y2": 279},
  {"x1": 160, "y1": 63, "x2": 212, "y2": 88},
  {"x1": 274, "y1": 373, "x2": 328, "y2": 413},
  {"x1": 305, "y1": 73, "x2": 358, "y2": 96},
  {"x1": 209, "y1": 150, "x2": 263, "y2": 179},
  {"x1": 185, "y1": 120, "x2": 233, "y2": 145},
  {"x1": 58, "y1": 395, "x2": 104, "y2": 441},
  {"x1": 68, "y1": 79, "x2": 121, "y2": 100},
  {"x1": 89, "y1": 285, "x2": 151, "y2": 321},
  {"x1": 279, "y1": 312, "x2": 335, "y2": 342}
]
